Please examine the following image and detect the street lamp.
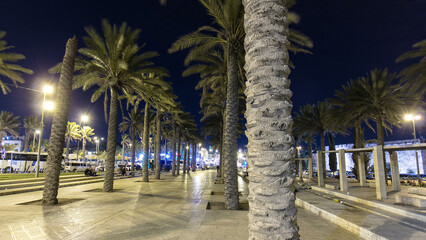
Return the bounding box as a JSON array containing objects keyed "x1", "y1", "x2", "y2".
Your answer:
[
  {"x1": 35, "y1": 85, "x2": 54, "y2": 177},
  {"x1": 405, "y1": 114, "x2": 422, "y2": 187},
  {"x1": 76, "y1": 114, "x2": 89, "y2": 161}
]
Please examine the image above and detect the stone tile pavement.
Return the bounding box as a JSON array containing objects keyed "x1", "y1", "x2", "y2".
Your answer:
[{"x1": 0, "y1": 170, "x2": 358, "y2": 239}]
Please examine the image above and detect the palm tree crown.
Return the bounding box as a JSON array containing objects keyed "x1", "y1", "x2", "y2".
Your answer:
[
  {"x1": 0, "y1": 31, "x2": 33, "y2": 94},
  {"x1": 0, "y1": 111, "x2": 20, "y2": 146}
]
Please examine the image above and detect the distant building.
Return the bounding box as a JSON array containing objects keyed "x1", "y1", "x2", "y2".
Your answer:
[{"x1": 1, "y1": 136, "x2": 24, "y2": 152}]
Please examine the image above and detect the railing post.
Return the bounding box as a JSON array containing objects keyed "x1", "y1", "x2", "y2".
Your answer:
[
  {"x1": 299, "y1": 159, "x2": 304, "y2": 182},
  {"x1": 316, "y1": 152, "x2": 324, "y2": 187},
  {"x1": 373, "y1": 145, "x2": 387, "y2": 199},
  {"x1": 390, "y1": 151, "x2": 401, "y2": 191},
  {"x1": 309, "y1": 157, "x2": 313, "y2": 180},
  {"x1": 358, "y1": 153, "x2": 367, "y2": 187},
  {"x1": 338, "y1": 149, "x2": 348, "y2": 192}
]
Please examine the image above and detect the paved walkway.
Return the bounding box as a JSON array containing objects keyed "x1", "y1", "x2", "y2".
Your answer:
[{"x1": 0, "y1": 170, "x2": 358, "y2": 239}]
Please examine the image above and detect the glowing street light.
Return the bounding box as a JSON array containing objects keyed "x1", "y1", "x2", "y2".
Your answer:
[
  {"x1": 35, "y1": 85, "x2": 54, "y2": 177},
  {"x1": 76, "y1": 114, "x2": 89, "y2": 161},
  {"x1": 405, "y1": 113, "x2": 422, "y2": 186}
]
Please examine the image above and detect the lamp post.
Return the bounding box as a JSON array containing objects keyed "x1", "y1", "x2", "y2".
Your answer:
[
  {"x1": 405, "y1": 114, "x2": 422, "y2": 187},
  {"x1": 76, "y1": 114, "x2": 89, "y2": 161},
  {"x1": 35, "y1": 85, "x2": 54, "y2": 177}
]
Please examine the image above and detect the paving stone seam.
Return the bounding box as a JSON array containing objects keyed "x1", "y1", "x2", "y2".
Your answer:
[
  {"x1": 311, "y1": 186, "x2": 426, "y2": 223},
  {"x1": 295, "y1": 198, "x2": 387, "y2": 240}
]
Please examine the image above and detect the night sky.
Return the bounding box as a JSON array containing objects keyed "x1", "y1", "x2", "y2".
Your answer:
[{"x1": 1, "y1": 0, "x2": 425, "y2": 150}]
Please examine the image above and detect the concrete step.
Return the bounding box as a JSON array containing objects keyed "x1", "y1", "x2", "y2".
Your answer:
[
  {"x1": 0, "y1": 176, "x2": 103, "y2": 190},
  {"x1": 408, "y1": 187, "x2": 426, "y2": 196},
  {"x1": 396, "y1": 193, "x2": 426, "y2": 207},
  {"x1": 311, "y1": 185, "x2": 426, "y2": 223},
  {"x1": 0, "y1": 175, "x2": 127, "y2": 196},
  {"x1": 297, "y1": 189, "x2": 426, "y2": 240},
  {"x1": 0, "y1": 174, "x2": 86, "y2": 185}
]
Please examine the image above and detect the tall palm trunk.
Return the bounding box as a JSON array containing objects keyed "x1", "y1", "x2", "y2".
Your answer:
[
  {"x1": 187, "y1": 143, "x2": 191, "y2": 173},
  {"x1": 183, "y1": 140, "x2": 187, "y2": 174},
  {"x1": 375, "y1": 115, "x2": 388, "y2": 182},
  {"x1": 192, "y1": 141, "x2": 196, "y2": 172},
  {"x1": 172, "y1": 123, "x2": 177, "y2": 176},
  {"x1": 65, "y1": 137, "x2": 70, "y2": 163},
  {"x1": 103, "y1": 87, "x2": 119, "y2": 192},
  {"x1": 320, "y1": 130, "x2": 326, "y2": 178},
  {"x1": 42, "y1": 36, "x2": 77, "y2": 205},
  {"x1": 82, "y1": 138, "x2": 86, "y2": 164},
  {"x1": 154, "y1": 113, "x2": 161, "y2": 179},
  {"x1": 122, "y1": 142, "x2": 125, "y2": 165},
  {"x1": 328, "y1": 133, "x2": 337, "y2": 172},
  {"x1": 223, "y1": 49, "x2": 240, "y2": 210},
  {"x1": 218, "y1": 128, "x2": 224, "y2": 178},
  {"x1": 142, "y1": 103, "x2": 150, "y2": 182},
  {"x1": 243, "y1": 0, "x2": 299, "y2": 238},
  {"x1": 307, "y1": 136, "x2": 313, "y2": 180},
  {"x1": 177, "y1": 133, "x2": 181, "y2": 175},
  {"x1": 131, "y1": 129, "x2": 136, "y2": 171},
  {"x1": 24, "y1": 130, "x2": 30, "y2": 151}
]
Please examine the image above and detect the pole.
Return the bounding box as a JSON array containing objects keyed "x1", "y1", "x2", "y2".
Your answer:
[
  {"x1": 35, "y1": 92, "x2": 46, "y2": 177},
  {"x1": 412, "y1": 119, "x2": 422, "y2": 187},
  {"x1": 32, "y1": 133, "x2": 36, "y2": 151},
  {"x1": 76, "y1": 121, "x2": 82, "y2": 161}
]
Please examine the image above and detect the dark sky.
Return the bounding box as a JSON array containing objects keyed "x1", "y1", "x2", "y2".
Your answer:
[{"x1": 1, "y1": 0, "x2": 425, "y2": 149}]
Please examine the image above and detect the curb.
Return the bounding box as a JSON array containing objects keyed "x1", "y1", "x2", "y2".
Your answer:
[
  {"x1": 311, "y1": 186, "x2": 426, "y2": 223},
  {"x1": 295, "y1": 198, "x2": 387, "y2": 240}
]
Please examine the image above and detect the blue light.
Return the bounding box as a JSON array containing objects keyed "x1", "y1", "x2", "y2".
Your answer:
[{"x1": 166, "y1": 154, "x2": 170, "y2": 159}]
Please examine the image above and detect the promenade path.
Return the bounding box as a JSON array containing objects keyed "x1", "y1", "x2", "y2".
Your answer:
[{"x1": 0, "y1": 170, "x2": 357, "y2": 239}]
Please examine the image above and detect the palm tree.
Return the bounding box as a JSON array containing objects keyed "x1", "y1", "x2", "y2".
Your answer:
[
  {"x1": 80, "y1": 126, "x2": 95, "y2": 164},
  {"x1": 154, "y1": 111, "x2": 163, "y2": 179},
  {"x1": 243, "y1": 0, "x2": 299, "y2": 237},
  {"x1": 65, "y1": 122, "x2": 81, "y2": 162},
  {"x1": 23, "y1": 116, "x2": 40, "y2": 152},
  {"x1": 0, "y1": 111, "x2": 20, "y2": 147},
  {"x1": 50, "y1": 20, "x2": 168, "y2": 192},
  {"x1": 42, "y1": 37, "x2": 77, "y2": 205},
  {"x1": 334, "y1": 69, "x2": 407, "y2": 179},
  {"x1": 169, "y1": 0, "x2": 244, "y2": 210},
  {"x1": 120, "y1": 134, "x2": 131, "y2": 165},
  {"x1": 396, "y1": 40, "x2": 426, "y2": 97},
  {"x1": 0, "y1": 31, "x2": 33, "y2": 94},
  {"x1": 120, "y1": 108, "x2": 144, "y2": 171},
  {"x1": 293, "y1": 105, "x2": 316, "y2": 179}
]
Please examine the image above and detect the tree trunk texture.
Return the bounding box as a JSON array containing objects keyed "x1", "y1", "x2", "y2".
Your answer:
[
  {"x1": 42, "y1": 36, "x2": 77, "y2": 205},
  {"x1": 24, "y1": 131, "x2": 30, "y2": 152},
  {"x1": 192, "y1": 142, "x2": 196, "y2": 172},
  {"x1": 154, "y1": 114, "x2": 161, "y2": 179},
  {"x1": 218, "y1": 130, "x2": 223, "y2": 178},
  {"x1": 142, "y1": 103, "x2": 150, "y2": 182},
  {"x1": 103, "y1": 88, "x2": 119, "y2": 192},
  {"x1": 176, "y1": 133, "x2": 181, "y2": 175},
  {"x1": 375, "y1": 115, "x2": 388, "y2": 183},
  {"x1": 223, "y1": 48, "x2": 240, "y2": 210},
  {"x1": 307, "y1": 136, "x2": 313, "y2": 180},
  {"x1": 82, "y1": 138, "x2": 86, "y2": 164},
  {"x1": 65, "y1": 137, "x2": 70, "y2": 162},
  {"x1": 243, "y1": 0, "x2": 299, "y2": 238},
  {"x1": 122, "y1": 142, "x2": 125, "y2": 165},
  {"x1": 172, "y1": 124, "x2": 177, "y2": 176},
  {"x1": 320, "y1": 131, "x2": 326, "y2": 178},
  {"x1": 328, "y1": 133, "x2": 337, "y2": 172},
  {"x1": 131, "y1": 129, "x2": 136, "y2": 172},
  {"x1": 183, "y1": 140, "x2": 187, "y2": 174}
]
